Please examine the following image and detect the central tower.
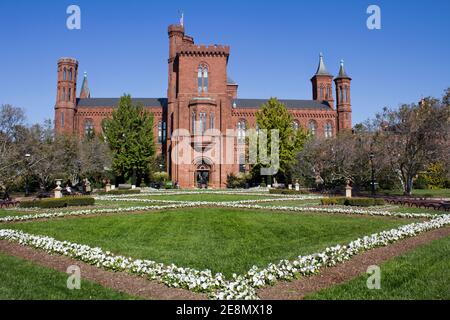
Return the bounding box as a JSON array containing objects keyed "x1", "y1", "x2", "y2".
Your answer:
[{"x1": 166, "y1": 23, "x2": 235, "y2": 188}]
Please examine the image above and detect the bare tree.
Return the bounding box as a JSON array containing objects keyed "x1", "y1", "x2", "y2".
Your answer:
[
  {"x1": 372, "y1": 96, "x2": 450, "y2": 195},
  {"x1": 0, "y1": 104, "x2": 27, "y2": 192}
]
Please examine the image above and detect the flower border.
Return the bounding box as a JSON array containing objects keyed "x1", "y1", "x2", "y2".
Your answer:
[{"x1": 1, "y1": 214, "x2": 449, "y2": 299}]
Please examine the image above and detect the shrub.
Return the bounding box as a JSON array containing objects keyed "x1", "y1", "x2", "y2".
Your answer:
[
  {"x1": 321, "y1": 197, "x2": 385, "y2": 207},
  {"x1": 226, "y1": 173, "x2": 251, "y2": 189},
  {"x1": 19, "y1": 196, "x2": 95, "y2": 209},
  {"x1": 269, "y1": 189, "x2": 311, "y2": 195},
  {"x1": 96, "y1": 189, "x2": 141, "y2": 196}
]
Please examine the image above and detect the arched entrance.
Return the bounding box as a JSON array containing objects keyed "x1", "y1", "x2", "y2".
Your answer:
[{"x1": 195, "y1": 162, "x2": 211, "y2": 189}]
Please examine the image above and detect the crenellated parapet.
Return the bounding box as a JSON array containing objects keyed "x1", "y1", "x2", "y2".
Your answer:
[{"x1": 178, "y1": 44, "x2": 230, "y2": 57}]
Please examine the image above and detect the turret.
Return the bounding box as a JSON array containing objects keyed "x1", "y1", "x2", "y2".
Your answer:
[
  {"x1": 334, "y1": 60, "x2": 352, "y2": 131},
  {"x1": 311, "y1": 53, "x2": 334, "y2": 107},
  {"x1": 55, "y1": 57, "x2": 78, "y2": 134}
]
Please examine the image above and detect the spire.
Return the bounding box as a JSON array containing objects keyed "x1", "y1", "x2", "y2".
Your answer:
[
  {"x1": 335, "y1": 60, "x2": 351, "y2": 79},
  {"x1": 80, "y1": 71, "x2": 91, "y2": 99},
  {"x1": 314, "y1": 53, "x2": 331, "y2": 76},
  {"x1": 180, "y1": 11, "x2": 184, "y2": 27}
]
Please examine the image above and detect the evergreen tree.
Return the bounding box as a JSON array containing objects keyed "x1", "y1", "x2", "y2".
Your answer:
[
  {"x1": 253, "y1": 98, "x2": 308, "y2": 183},
  {"x1": 102, "y1": 95, "x2": 155, "y2": 185}
]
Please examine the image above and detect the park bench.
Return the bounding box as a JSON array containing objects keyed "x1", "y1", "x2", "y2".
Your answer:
[
  {"x1": 0, "y1": 199, "x2": 19, "y2": 208},
  {"x1": 438, "y1": 201, "x2": 450, "y2": 211}
]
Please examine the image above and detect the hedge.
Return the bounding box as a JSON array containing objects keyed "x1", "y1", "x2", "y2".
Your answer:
[
  {"x1": 19, "y1": 197, "x2": 95, "y2": 209},
  {"x1": 269, "y1": 189, "x2": 311, "y2": 195},
  {"x1": 96, "y1": 189, "x2": 141, "y2": 196},
  {"x1": 321, "y1": 197, "x2": 385, "y2": 207}
]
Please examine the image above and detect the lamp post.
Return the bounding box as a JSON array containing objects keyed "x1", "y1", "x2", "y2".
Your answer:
[
  {"x1": 24, "y1": 153, "x2": 31, "y2": 197},
  {"x1": 369, "y1": 152, "x2": 375, "y2": 196}
]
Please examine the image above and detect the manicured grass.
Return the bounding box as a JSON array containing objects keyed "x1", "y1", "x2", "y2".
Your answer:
[
  {"x1": 0, "y1": 202, "x2": 168, "y2": 218},
  {"x1": 5, "y1": 208, "x2": 414, "y2": 277},
  {"x1": 95, "y1": 200, "x2": 168, "y2": 208},
  {"x1": 258, "y1": 200, "x2": 322, "y2": 207},
  {"x1": 305, "y1": 235, "x2": 450, "y2": 300},
  {"x1": 0, "y1": 209, "x2": 25, "y2": 218},
  {"x1": 0, "y1": 252, "x2": 138, "y2": 300},
  {"x1": 140, "y1": 194, "x2": 268, "y2": 202}
]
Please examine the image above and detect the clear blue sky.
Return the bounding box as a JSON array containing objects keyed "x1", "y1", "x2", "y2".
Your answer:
[{"x1": 0, "y1": 0, "x2": 449, "y2": 125}]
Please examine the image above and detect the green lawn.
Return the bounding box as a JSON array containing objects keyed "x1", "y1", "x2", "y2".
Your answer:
[
  {"x1": 257, "y1": 200, "x2": 322, "y2": 207},
  {"x1": 95, "y1": 200, "x2": 169, "y2": 208},
  {"x1": 305, "y1": 235, "x2": 450, "y2": 300},
  {"x1": 0, "y1": 252, "x2": 138, "y2": 300},
  {"x1": 140, "y1": 194, "x2": 268, "y2": 202},
  {"x1": 0, "y1": 202, "x2": 169, "y2": 218},
  {"x1": 4, "y1": 208, "x2": 414, "y2": 277}
]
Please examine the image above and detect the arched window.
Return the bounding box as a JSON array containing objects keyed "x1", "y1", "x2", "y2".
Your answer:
[
  {"x1": 62, "y1": 88, "x2": 66, "y2": 101},
  {"x1": 63, "y1": 68, "x2": 67, "y2": 81},
  {"x1": 292, "y1": 120, "x2": 300, "y2": 131},
  {"x1": 324, "y1": 122, "x2": 333, "y2": 138},
  {"x1": 308, "y1": 120, "x2": 317, "y2": 136},
  {"x1": 69, "y1": 69, "x2": 73, "y2": 81},
  {"x1": 344, "y1": 86, "x2": 349, "y2": 103},
  {"x1": 61, "y1": 112, "x2": 65, "y2": 128},
  {"x1": 327, "y1": 85, "x2": 332, "y2": 100},
  {"x1": 68, "y1": 88, "x2": 71, "y2": 101},
  {"x1": 319, "y1": 86, "x2": 324, "y2": 99},
  {"x1": 197, "y1": 65, "x2": 208, "y2": 93},
  {"x1": 340, "y1": 86, "x2": 344, "y2": 104},
  {"x1": 237, "y1": 120, "x2": 246, "y2": 144},
  {"x1": 84, "y1": 119, "x2": 94, "y2": 136}
]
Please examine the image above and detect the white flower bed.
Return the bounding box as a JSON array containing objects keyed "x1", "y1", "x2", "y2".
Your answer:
[
  {"x1": 216, "y1": 203, "x2": 437, "y2": 219},
  {"x1": 1, "y1": 214, "x2": 449, "y2": 300},
  {"x1": 0, "y1": 196, "x2": 436, "y2": 223},
  {"x1": 96, "y1": 191, "x2": 322, "y2": 199},
  {"x1": 99, "y1": 197, "x2": 311, "y2": 204},
  {"x1": 0, "y1": 228, "x2": 244, "y2": 298},
  {"x1": 240, "y1": 214, "x2": 450, "y2": 292},
  {"x1": 0, "y1": 203, "x2": 206, "y2": 223}
]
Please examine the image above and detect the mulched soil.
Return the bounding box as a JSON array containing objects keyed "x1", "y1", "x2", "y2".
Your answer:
[
  {"x1": 258, "y1": 226, "x2": 450, "y2": 300},
  {"x1": 0, "y1": 240, "x2": 206, "y2": 300}
]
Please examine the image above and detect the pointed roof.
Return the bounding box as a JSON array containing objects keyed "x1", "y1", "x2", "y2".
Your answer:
[
  {"x1": 335, "y1": 60, "x2": 351, "y2": 80},
  {"x1": 313, "y1": 53, "x2": 332, "y2": 76},
  {"x1": 227, "y1": 76, "x2": 237, "y2": 85},
  {"x1": 80, "y1": 72, "x2": 91, "y2": 99}
]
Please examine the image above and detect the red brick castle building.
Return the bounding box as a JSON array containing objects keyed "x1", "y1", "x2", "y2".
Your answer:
[{"x1": 54, "y1": 22, "x2": 352, "y2": 189}]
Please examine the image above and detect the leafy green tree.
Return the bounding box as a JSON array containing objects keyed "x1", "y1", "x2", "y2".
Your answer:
[
  {"x1": 102, "y1": 95, "x2": 155, "y2": 186},
  {"x1": 253, "y1": 98, "x2": 308, "y2": 183}
]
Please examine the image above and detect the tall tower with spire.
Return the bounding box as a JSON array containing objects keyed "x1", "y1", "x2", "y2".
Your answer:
[
  {"x1": 55, "y1": 57, "x2": 78, "y2": 134},
  {"x1": 334, "y1": 60, "x2": 352, "y2": 131},
  {"x1": 311, "y1": 53, "x2": 334, "y2": 108}
]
